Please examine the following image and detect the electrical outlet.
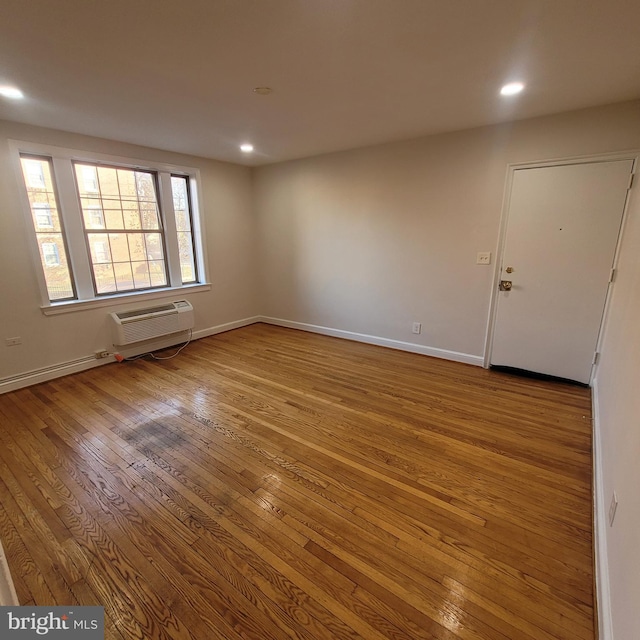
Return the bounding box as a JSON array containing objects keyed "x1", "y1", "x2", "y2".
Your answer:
[
  {"x1": 609, "y1": 491, "x2": 618, "y2": 526},
  {"x1": 476, "y1": 252, "x2": 491, "y2": 265},
  {"x1": 412, "y1": 322, "x2": 422, "y2": 334},
  {"x1": 94, "y1": 350, "x2": 110, "y2": 359},
  {"x1": 5, "y1": 337, "x2": 22, "y2": 346}
]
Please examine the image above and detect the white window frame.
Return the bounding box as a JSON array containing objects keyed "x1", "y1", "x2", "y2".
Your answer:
[{"x1": 10, "y1": 140, "x2": 210, "y2": 315}]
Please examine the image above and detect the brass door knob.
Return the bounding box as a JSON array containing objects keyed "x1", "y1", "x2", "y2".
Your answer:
[{"x1": 499, "y1": 280, "x2": 513, "y2": 291}]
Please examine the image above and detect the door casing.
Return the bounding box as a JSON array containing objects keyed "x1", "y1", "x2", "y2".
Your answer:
[{"x1": 483, "y1": 151, "x2": 638, "y2": 385}]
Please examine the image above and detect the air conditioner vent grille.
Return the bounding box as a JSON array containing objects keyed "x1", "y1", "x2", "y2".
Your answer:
[
  {"x1": 116, "y1": 304, "x2": 175, "y2": 320},
  {"x1": 121, "y1": 313, "x2": 182, "y2": 345},
  {"x1": 110, "y1": 300, "x2": 194, "y2": 346}
]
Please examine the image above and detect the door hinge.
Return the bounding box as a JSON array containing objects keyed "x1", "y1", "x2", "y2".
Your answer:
[
  {"x1": 609, "y1": 268, "x2": 616, "y2": 283},
  {"x1": 593, "y1": 352, "x2": 600, "y2": 365},
  {"x1": 629, "y1": 172, "x2": 635, "y2": 190}
]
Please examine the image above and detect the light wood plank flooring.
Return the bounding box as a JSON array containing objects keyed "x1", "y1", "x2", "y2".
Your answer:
[{"x1": 0, "y1": 323, "x2": 594, "y2": 639}]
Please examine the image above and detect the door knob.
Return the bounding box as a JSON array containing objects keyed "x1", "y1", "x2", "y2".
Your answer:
[{"x1": 499, "y1": 280, "x2": 513, "y2": 291}]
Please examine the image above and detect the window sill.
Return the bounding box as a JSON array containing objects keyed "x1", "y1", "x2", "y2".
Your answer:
[{"x1": 41, "y1": 283, "x2": 211, "y2": 316}]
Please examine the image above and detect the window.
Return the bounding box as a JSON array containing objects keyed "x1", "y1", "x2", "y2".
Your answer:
[
  {"x1": 75, "y1": 163, "x2": 169, "y2": 294},
  {"x1": 16, "y1": 145, "x2": 205, "y2": 307},
  {"x1": 171, "y1": 175, "x2": 198, "y2": 284},
  {"x1": 19, "y1": 156, "x2": 75, "y2": 301}
]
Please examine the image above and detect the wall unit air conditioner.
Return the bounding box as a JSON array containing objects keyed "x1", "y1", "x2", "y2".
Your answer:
[{"x1": 110, "y1": 300, "x2": 194, "y2": 346}]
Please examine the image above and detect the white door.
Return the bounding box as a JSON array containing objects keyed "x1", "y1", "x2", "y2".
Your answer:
[{"x1": 491, "y1": 160, "x2": 633, "y2": 384}]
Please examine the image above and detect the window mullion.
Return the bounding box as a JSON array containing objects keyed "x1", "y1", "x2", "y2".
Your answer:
[
  {"x1": 158, "y1": 171, "x2": 182, "y2": 287},
  {"x1": 52, "y1": 158, "x2": 94, "y2": 299}
]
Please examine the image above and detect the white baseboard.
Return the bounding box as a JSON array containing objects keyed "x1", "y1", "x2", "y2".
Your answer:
[
  {"x1": 0, "y1": 315, "x2": 481, "y2": 393},
  {"x1": 0, "y1": 355, "x2": 110, "y2": 394},
  {"x1": 0, "y1": 316, "x2": 262, "y2": 394},
  {"x1": 259, "y1": 316, "x2": 484, "y2": 366},
  {"x1": 192, "y1": 316, "x2": 262, "y2": 340},
  {"x1": 591, "y1": 378, "x2": 613, "y2": 640}
]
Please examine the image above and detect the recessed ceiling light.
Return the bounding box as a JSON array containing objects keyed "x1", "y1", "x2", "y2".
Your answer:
[
  {"x1": 500, "y1": 82, "x2": 525, "y2": 96},
  {"x1": 0, "y1": 86, "x2": 24, "y2": 99},
  {"x1": 253, "y1": 87, "x2": 273, "y2": 95},
  {"x1": 240, "y1": 143, "x2": 254, "y2": 153}
]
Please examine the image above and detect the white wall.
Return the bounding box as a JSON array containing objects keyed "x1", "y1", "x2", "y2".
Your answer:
[
  {"x1": 253, "y1": 100, "x2": 640, "y2": 639},
  {"x1": 0, "y1": 120, "x2": 259, "y2": 384},
  {"x1": 1, "y1": 102, "x2": 639, "y2": 638},
  {"x1": 254, "y1": 100, "x2": 640, "y2": 360},
  {"x1": 593, "y1": 180, "x2": 640, "y2": 640}
]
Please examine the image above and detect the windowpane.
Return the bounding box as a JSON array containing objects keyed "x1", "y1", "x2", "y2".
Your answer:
[
  {"x1": 128, "y1": 234, "x2": 147, "y2": 261},
  {"x1": 171, "y1": 176, "x2": 198, "y2": 283},
  {"x1": 103, "y1": 202, "x2": 125, "y2": 229},
  {"x1": 19, "y1": 147, "x2": 202, "y2": 305},
  {"x1": 109, "y1": 233, "x2": 130, "y2": 263},
  {"x1": 97, "y1": 166, "x2": 119, "y2": 197},
  {"x1": 41, "y1": 242, "x2": 60, "y2": 266},
  {"x1": 135, "y1": 172, "x2": 155, "y2": 200},
  {"x1": 149, "y1": 260, "x2": 167, "y2": 287},
  {"x1": 20, "y1": 155, "x2": 75, "y2": 301},
  {"x1": 34, "y1": 203, "x2": 54, "y2": 229},
  {"x1": 78, "y1": 165, "x2": 99, "y2": 194},
  {"x1": 177, "y1": 231, "x2": 196, "y2": 283},
  {"x1": 83, "y1": 204, "x2": 105, "y2": 229},
  {"x1": 114, "y1": 262, "x2": 135, "y2": 291},
  {"x1": 93, "y1": 263, "x2": 116, "y2": 294},
  {"x1": 74, "y1": 163, "x2": 168, "y2": 295},
  {"x1": 117, "y1": 170, "x2": 137, "y2": 198},
  {"x1": 122, "y1": 200, "x2": 141, "y2": 229},
  {"x1": 144, "y1": 233, "x2": 164, "y2": 261},
  {"x1": 132, "y1": 262, "x2": 151, "y2": 289},
  {"x1": 140, "y1": 205, "x2": 160, "y2": 230},
  {"x1": 87, "y1": 234, "x2": 109, "y2": 264}
]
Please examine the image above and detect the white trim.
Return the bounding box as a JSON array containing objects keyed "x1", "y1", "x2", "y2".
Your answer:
[
  {"x1": 158, "y1": 172, "x2": 182, "y2": 287},
  {"x1": 0, "y1": 355, "x2": 105, "y2": 394},
  {"x1": 192, "y1": 316, "x2": 262, "y2": 340},
  {"x1": 8, "y1": 139, "x2": 209, "y2": 307},
  {"x1": 505, "y1": 149, "x2": 640, "y2": 171},
  {"x1": 0, "y1": 315, "x2": 483, "y2": 393},
  {"x1": 41, "y1": 283, "x2": 211, "y2": 315},
  {"x1": 0, "y1": 316, "x2": 261, "y2": 394},
  {"x1": 591, "y1": 379, "x2": 614, "y2": 640},
  {"x1": 8, "y1": 145, "x2": 54, "y2": 306},
  {"x1": 589, "y1": 156, "x2": 638, "y2": 385},
  {"x1": 260, "y1": 317, "x2": 483, "y2": 366},
  {"x1": 484, "y1": 150, "x2": 640, "y2": 372},
  {"x1": 0, "y1": 541, "x2": 19, "y2": 605},
  {"x1": 483, "y1": 161, "x2": 515, "y2": 367},
  {"x1": 8, "y1": 139, "x2": 202, "y2": 175}
]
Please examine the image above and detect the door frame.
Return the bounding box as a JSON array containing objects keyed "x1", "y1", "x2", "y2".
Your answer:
[{"x1": 483, "y1": 150, "x2": 638, "y2": 384}]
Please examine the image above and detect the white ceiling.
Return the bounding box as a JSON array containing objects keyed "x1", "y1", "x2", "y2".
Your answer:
[{"x1": 1, "y1": 0, "x2": 639, "y2": 166}]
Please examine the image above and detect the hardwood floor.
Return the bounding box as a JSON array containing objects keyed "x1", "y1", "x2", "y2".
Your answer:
[{"x1": 0, "y1": 323, "x2": 595, "y2": 639}]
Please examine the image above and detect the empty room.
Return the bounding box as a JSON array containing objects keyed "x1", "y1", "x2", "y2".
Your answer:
[{"x1": 0, "y1": 1, "x2": 639, "y2": 639}]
